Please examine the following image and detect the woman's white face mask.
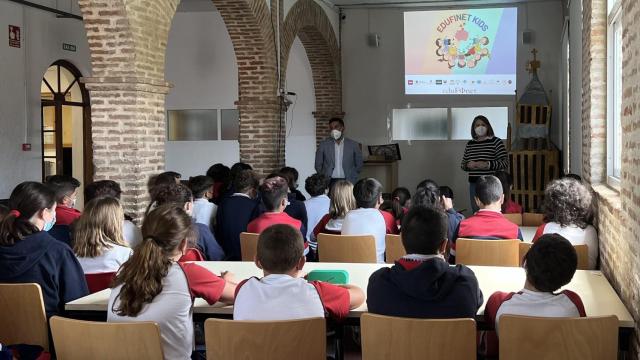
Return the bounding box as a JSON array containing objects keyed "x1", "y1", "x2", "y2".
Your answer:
[{"x1": 474, "y1": 125, "x2": 488, "y2": 137}]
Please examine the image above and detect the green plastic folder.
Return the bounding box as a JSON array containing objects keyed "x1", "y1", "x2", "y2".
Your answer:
[{"x1": 307, "y1": 270, "x2": 349, "y2": 284}]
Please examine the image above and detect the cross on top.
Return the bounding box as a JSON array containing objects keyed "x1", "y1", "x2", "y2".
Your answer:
[{"x1": 527, "y1": 48, "x2": 541, "y2": 74}]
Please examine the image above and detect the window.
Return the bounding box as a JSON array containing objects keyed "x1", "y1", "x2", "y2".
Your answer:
[
  {"x1": 167, "y1": 109, "x2": 239, "y2": 141},
  {"x1": 606, "y1": 0, "x2": 622, "y2": 187}
]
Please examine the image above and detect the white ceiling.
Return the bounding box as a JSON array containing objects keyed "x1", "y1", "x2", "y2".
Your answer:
[{"x1": 325, "y1": 0, "x2": 561, "y2": 6}]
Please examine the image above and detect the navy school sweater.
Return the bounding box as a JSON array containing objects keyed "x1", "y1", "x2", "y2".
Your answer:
[
  {"x1": 0, "y1": 231, "x2": 89, "y2": 318},
  {"x1": 194, "y1": 223, "x2": 225, "y2": 261},
  {"x1": 215, "y1": 195, "x2": 261, "y2": 261}
]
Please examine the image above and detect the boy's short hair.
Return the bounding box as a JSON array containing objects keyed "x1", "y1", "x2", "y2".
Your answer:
[
  {"x1": 401, "y1": 206, "x2": 448, "y2": 254},
  {"x1": 260, "y1": 176, "x2": 289, "y2": 211},
  {"x1": 329, "y1": 117, "x2": 344, "y2": 127},
  {"x1": 525, "y1": 234, "x2": 578, "y2": 292},
  {"x1": 305, "y1": 174, "x2": 328, "y2": 197},
  {"x1": 279, "y1": 167, "x2": 299, "y2": 190},
  {"x1": 474, "y1": 175, "x2": 503, "y2": 206},
  {"x1": 84, "y1": 180, "x2": 122, "y2": 202},
  {"x1": 45, "y1": 175, "x2": 81, "y2": 203},
  {"x1": 353, "y1": 178, "x2": 382, "y2": 209},
  {"x1": 188, "y1": 176, "x2": 215, "y2": 198},
  {"x1": 233, "y1": 170, "x2": 259, "y2": 194},
  {"x1": 257, "y1": 224, "x2": 304, "y2": 273},
  {"x1": 439, "y1": 185, "x2": 454, "y2": 200}
]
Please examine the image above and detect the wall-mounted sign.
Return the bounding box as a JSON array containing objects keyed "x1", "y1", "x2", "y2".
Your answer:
[
  {"x1": 9, "y1": 25, "x2": 20, "y2": 48},
  {"x1": 63, "y1": 43, "x2": 76, "y2": 52}
]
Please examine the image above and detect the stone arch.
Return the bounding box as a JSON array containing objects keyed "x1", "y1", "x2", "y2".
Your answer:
[{"x1": 282, "y1": 0, "x2": 342, "y2": 144}]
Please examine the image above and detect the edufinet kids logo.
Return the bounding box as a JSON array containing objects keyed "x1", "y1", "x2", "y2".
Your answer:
[{"x1": 435, "y1": 13, "x2": 490, "y2": 69}]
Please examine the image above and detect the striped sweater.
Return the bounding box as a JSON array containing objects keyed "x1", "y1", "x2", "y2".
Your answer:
[{"x1": 460, "y1": 137, "x2": 508, "y2": 182}]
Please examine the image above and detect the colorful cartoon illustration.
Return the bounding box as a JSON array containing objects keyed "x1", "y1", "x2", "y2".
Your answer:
[{"x1": 435, "y1": 24, "x2": 490, "y2": 69}]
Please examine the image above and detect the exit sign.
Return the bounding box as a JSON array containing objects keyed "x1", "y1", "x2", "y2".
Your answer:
[{"x1": 62, "y1": 43, "x2": 76, "y2": 52}]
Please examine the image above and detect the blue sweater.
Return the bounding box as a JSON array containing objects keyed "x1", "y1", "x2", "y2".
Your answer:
[
  {"x1": 215, "y1": 195, "x2": 260, "y2": 260},
  {"x1": 194, "y1": 223, "x2": 224, "y2": 261},
  {"x1": 0, "y1": 231, "x2": 89, "y2": 317}
]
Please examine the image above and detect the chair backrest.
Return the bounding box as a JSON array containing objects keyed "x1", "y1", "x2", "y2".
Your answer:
[
  {"x1": 50, "y1": 316, "x2": 163, "y2": 360},
  {"x1": 361, "y1": 313, "x2": 476, "y2": 360},
  {"x1": 519, "y1": 243, "x2": 589, "y2": 270},
  {"x1": 503, "y1": 213, "x2": 523, "y2": 226},
  {"x1": 385, "y1": 234, "x2": 405, "y2": 264},
  {"x1": 85, "y1": 272, "x2": 117, "y2": 294},
  {"x1": 518, "y1": 242, "x2": 531, "y2": 267},
  {"x1": 204, "y1": 317, "x2": 326, "y2": 360},
  {"x1": 523, "y1": 212, "x2": 544, "y2": 226},
  {"x1": 317, "y1": 233, "x2": 377, "y2": 263},
  {"x1": 240, "y1": 232, "x2": 260, "y2": 261},
  {"x1": 498, "y1": 315, "x2": 618, "y2": 360},
  {"x1": 0, "y1": 283, "x2": 49, "y2": 351},
  {"x1": 455, "y1": 239, "x2": 520, "y2": 267}
]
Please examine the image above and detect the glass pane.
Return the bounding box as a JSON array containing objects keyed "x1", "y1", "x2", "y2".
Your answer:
[
  {"x1": 221, "y1": 109, "x2": 239, "y2": 140},
  {"x1": 44, "y1": 158, "x2": 57, "y2": 179},
  {"x1": 43, "y1": 65, "x2": 59, "y2": 93},
  {"x1": 167, "y1": 110, "x2": 218, "y2": 141},
  {"x1": 451, "y1": 107, "x2": 509, "y2": 140},
  {"x1": 66, "y1": 81, "x2": 82, "y2": 102},
  {"x1": 392, "y1": 108, "x2": 448, "y2": 140},
  {"x1": 40, "y1": 79, "x2": 54, "y2": 97},
  {"x1": 613, "y1": 19, "x2": 622, "y2": 178},
  {"x1": 43, "y1": 132, "x2": 56, "y2": 157},
  {"x1": 43, "y1": 106, "x2": 55, "y2": 131},
  {"x1": 59, "y1": 66, "x2": 76, "y2": 96}
]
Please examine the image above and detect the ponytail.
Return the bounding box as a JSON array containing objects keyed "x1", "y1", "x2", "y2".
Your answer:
[
  {"x1": 390, "y1": 187, "x2": 411, "y2": 223},
  {"x1": 413, "y1": 180, "x2": 442, "y2": 210},
  {"x1": 0, "y1": 182, "x2": 55, "y2": 246}
]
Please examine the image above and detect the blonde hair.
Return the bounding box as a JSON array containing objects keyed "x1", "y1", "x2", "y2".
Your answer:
[
  {"x1": 73, "y1": 196, "x2": 126, "y2": 258},
  {"x1": 329, "y1": 180, "x2": 357, "y2": 219}
]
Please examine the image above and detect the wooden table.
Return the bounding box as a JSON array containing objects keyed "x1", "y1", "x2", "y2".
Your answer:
[{"x1": 66, "y1": 261, "x2": 633, "y2": 328}]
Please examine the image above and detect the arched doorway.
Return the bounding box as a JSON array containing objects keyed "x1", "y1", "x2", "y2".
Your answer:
[{"x1": 40, "y1": 60, "x2": 92, "y2": 195}]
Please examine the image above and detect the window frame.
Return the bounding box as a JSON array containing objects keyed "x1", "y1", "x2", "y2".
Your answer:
[{"x1": 606, "y1": 0, "x2": 622, "y2": 189}]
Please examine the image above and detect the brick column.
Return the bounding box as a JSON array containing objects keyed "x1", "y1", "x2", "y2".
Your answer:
[{"x1": 237, "y1": 98, "x2": 284, "y2": 175}]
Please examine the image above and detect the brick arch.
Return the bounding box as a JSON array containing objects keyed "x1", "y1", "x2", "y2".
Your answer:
[{"x1": 282, "y1": 0, "x2": 342, "y2": 143}]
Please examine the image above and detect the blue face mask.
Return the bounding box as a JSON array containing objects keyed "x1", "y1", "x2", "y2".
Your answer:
[{"x1": 43, "y1": 211, "x2": 56, "y2": 232}]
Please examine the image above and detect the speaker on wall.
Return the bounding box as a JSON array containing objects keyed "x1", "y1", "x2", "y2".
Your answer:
[
  {"x1": 522, "y1": 30, "x2": 534, "y2": 45},
  {"x1": 368, "y1": 33, "x2": 380, "y2": 48}
]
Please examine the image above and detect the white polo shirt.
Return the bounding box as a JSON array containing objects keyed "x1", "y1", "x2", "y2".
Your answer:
[
  {"x1": 304, "y1": 194, "x2": 330, "y2": 240},
  {"x1": 77, "y1": 244, "x2": 133, "y2": 274},
  {"x1": 535, "y1": 222, "x2": 599, "y2": 269},
  {"x1": 341, "y1": 208, "x2": 387, "y2": 263}
]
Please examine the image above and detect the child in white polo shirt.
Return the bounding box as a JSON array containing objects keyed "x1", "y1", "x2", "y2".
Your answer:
[{"x1": 234, "y1": 224, "x2": 364, "y2": 321}]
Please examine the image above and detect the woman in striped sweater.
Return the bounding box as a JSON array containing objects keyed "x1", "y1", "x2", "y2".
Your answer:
[{"x1": 460, "y1": 115, "x2": 508, "y2": 213}]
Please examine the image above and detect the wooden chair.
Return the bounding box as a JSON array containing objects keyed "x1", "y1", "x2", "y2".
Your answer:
[
  {"x1": 240, "y1": 232, "x2": 260, "y2": 261},
  {"x1": 523, "y1": 212, "x2": 544, "y2": 226},
  {"x1": 204, "y1": 317, "x2": 326, "y2": 360},
  {"x1": 519, "y1": 243, "x2": 589, "y2": 270},
  {"x1": 361, "y1": 313, "x2": 476, "y2": 360},
  {"x1": 0, "y1": 283, "x2": 49, "y2": 351},
  {"x1": 385, "y1": 234, "x2": 406, "y2": 263},
  {"x1": 518, "y1": 242, "x2": 531, "y2": 267},
  {"x1": 503, "y1": 213, "x2": 523, "y2": 226},
  {"x1": 50, "y1": 316, "x2": 163, "y2": 360},
  {"x1": 455, "y1": 239, "x2": 520, "y2": 267},
  {"x1": 317, "y1": 233, "x2": 377, "y2": 263},
  {"x1": 499, "y1": 315, "x2": 618, "y2": 360}
]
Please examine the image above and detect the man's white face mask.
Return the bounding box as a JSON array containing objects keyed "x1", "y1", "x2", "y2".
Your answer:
[{"x1": 331, "y1": 129, "x2": 342, "y2": 140}]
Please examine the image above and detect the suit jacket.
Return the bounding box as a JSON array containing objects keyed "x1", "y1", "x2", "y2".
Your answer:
[{"x1": 315, "y1": 137, "x2": 364, "y2": 184}]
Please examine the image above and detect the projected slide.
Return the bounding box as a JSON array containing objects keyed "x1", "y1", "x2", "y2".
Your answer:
[{"x1": 404, "y1": 8, "x2": 517, "y2": 95}]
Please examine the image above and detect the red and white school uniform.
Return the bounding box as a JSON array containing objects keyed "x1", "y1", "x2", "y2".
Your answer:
[
  {"x1": 380, "y1": 210, "x2": 399, "y2": 235},
  {"x1": 533, "y1": 222, "x2": 599, "y2": 269},
  {"x1": 503, "y1": 199, "x2": 523, "y2": 214},
  {"x1": 342, "y1": 208, "x2": 387, "y2": 263},
  {"x1": 76, "y1": 244, "x2": 132, "y2": 274},
  {"x1": 247, "y1": 212, "x2": 308, "y2": 255},
  {"x1": 233, "y1": 274, "x2": 350, "y2": 321},
  {"x1": 55, "y1": 205, "x2": 81, "y2": 226},
  {"x1": 108, "y1": 262, "x2": 226, "y2": 360},
  {"x1": 451, "y1": 209, "x2": 523, "y2": 257}
]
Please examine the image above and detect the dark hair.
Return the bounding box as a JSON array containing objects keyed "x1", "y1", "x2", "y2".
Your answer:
[
  {"x1": 525, "y1": 234, "x2": 577, "y2": 292},
  {"x1": 470, "y1": 115, "x2": 495, "y2": 140},
  {"x1": 329, "y1": 117, "x2": 344, "y2": 127},
  {"x1": 206, "y1": 163, "x2": 231, "y2": 182},
  {"x1": 112, "y1": 205, "x2": 192, "y2": 316},
  {"x1": 474, "y1": 175, "x2": 503, "y2": 206},
  {"x1": 413, "y1": 180, "x2": 441, "y2": 209},
  {"x1": 257, "y1": 224, "x2": 304, "y2": 273},
  {"x1": 230, "y1": 162, "x2": 253, "y2": 186},
  {"x1": 233, "y1": 169, "x2": 259, "y2": 194},
  {"x1": 260, "y1": 177, "x2": 289, "y2": 211},
  {"x1": 563, "y1": 173, "x2": 583, "y2": 182},
  {"x1": 279, "y1": 167, "x2": 300, "y2": 191},
  {"x1": 353, "y1": 178, "x2": 383, "y2": 209},
  {"x1": 494, "y1": 171, "x2": 514, "y2": 213},
  {"x1": 305, "y1": 174, "x2": 329, "y2": 197},
  {"x1": 156, "y1": 171, "x2": 181, "y2": 185},
  {"x1": 0, "y1": 182, "x2": 56, "y2": 246},
  {"x1": 439, "y1": 186, "x2": 454, "y2": 200},
  {"x1": 85, "y1": 180, "x2": 122, "y2": 202},
  {"x1": 188, "y1": 176, "x2": 214, "y2": 199},
  {"x1": 390, "y1": 187, "x2": 411, "y2": 223},
  {"x1": 542, "y1": 178, "x2": 593, "y2": 228},
  {"x1": 45, "y1": 175, "x2": 81, "y2": 203},
  {"x1": 149, "y1": 183, "x2": 193, "y2": 212},
  {"x1": 401, "y1": 206, "x2": 448, "y2": 254}
]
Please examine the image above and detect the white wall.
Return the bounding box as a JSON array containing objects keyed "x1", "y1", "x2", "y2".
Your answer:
[
  {"x1": 341, "y1": 2, "x2": 564, "y2": 212},
  {"x1": 0, "y1": 1, "x2": 89, "y2": 198}
]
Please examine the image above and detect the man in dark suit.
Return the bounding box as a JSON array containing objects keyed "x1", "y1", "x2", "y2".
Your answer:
[{"x1": 314, "y1": 118, "x2": 364, "y2": 186}]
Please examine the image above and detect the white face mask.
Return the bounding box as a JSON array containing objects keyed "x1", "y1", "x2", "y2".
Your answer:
[
  {"x1": 475, "y1": 125, "x2": 488, "y2": 137},
  {"x1": 331, "y1": 129, "x2": 342, "y2": 140}
]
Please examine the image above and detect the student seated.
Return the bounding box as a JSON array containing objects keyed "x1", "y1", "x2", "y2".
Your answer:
[
  {"x1": 248, "y1": 176, "x2": 308, "y2": 256},
  {"x1": 414, "y1": 180, "x2": 463, "y2": 245},
  {"x1": 303, "y1": 173, "x2": 330, "y2": 242},
  {"x1": 188, "y1": 175, "x2": 218, "y2": 230},
  {"x1": 483, "y1": 234, "x2": 585, "y2": 355},
  {"x1": 108, "y1": 205, "x2": 237, "y2": 360},
  {"x1": 341, "y1": 178, "x2": 387, "y2": 263},
  {"x1": 494, "y1": 170, "x2": 523, "y2": 214},
  {"x1": 312, "y1": 180, "x2": 357, "y2": 246},
  {"x1": 215, "y1": 169, "x2": 260, "y2": 260},
  {"x1": 439, "y1": 185, "x2": 465, "y2": 239},
  {"x1": 280, "y1": 166, "x2": 306, "y2": 201},
  {"x1": 206, "y1": 163, "x2": 231, "y2": 205},
  {"x1": 533, "y1": 178, "x2": 598, "y2": 269},
  {"x1": 0, "y1": 182, "x2": 88, "y2": 317},
  {"x1": 451, "y1": 175, "x2": 523, "y2": 261},
  {"x1": 45, "y1": 174, "x2": 82, "y2": 225},
  {"x1": 84, "y1": 180, "x2": 142, "y2": 248},
  {"x1": 151, "y1": 183, "x2": 224, "y2": 261},
  {"x1": 233, "y1": 224, "x2": 364, "y2": 320},
  {"x1": 367, "y1": 206, "x2": 483, "y2": 318},
  {"x1": 388, "y1": 187, "x2": 411, "y2": 227},
  {"x1": 73, "y1": 197, "x2": 133, "y2": 275}
]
